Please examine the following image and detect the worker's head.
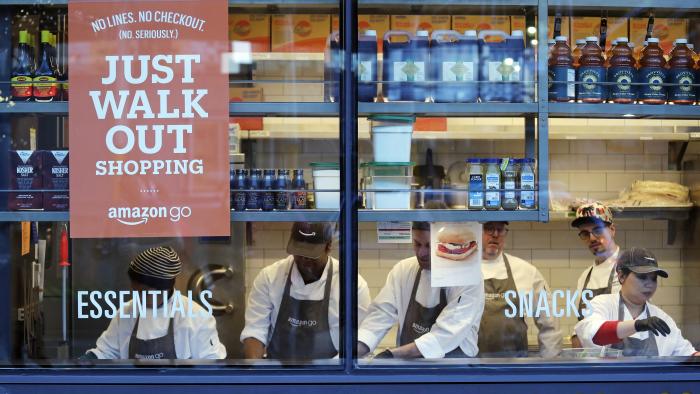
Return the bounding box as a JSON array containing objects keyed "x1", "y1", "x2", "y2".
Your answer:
[
  {"x1": 411, "y1": 201, "x2": 448, "y2": 270},
  {"x1": 287, "y1": 222, "x2": 334, "y2": 278},
  {"x1": 128, "y1": 246, "x2": 182, "y2": 292},
  {"x1": 617, "y1": 248, "x2": 668, "y2": 305},
  {"x1": 572, "y1": 202, "x2": 617, "y2": 260},
  {"x1": 482, "y1": 221, "x2": 509, "y2": 261}
]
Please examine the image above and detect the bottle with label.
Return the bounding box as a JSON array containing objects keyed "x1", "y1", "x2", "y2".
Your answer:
[
  {"x1": 484, "y1": 158, "x2": 501, "y2": 210},
  {"x1": 668, "y1": 38, "x2": 696, "y2": 105},
  {"x1": 262, "y1": 169, "x2": 276, "y2": 211},
  {"x1": 508, "y1": 30, "x2": 525, "y2": 102},
  {"x1": 576, "y1": 36, "x2": 606, "y2": 103},
  {"x1": 11, "y1": 30, "x2": 33, "y2": 101},
  {"x1": 430, "y1": 30, "x2": 477, "y2": 103},
  {"x1": 548, "y1": 36, "x2": 575, "y2": 102},
  {"x1": 358, "y1": 30, "x2": 378, "y2": 102},
  {"x1": 275, "y1": 169, "x2": 290, "y2": 210},
  {"x1": 638, "y1": 38, "x2": 667, "y2": 104},
  {"x1": 291, "y1": 169, "x2": 307, "y2": 209},
  {"x1": 501, "y1": 158, "x2": 518, "y2": 210},
  {"x1": 408, "y1": 30, "x2": 430, "y2": 101},
  {"x1": 519, "y1": 158, "x2": 536, "y2": 209},
  {"x1": 231, "y1": 169, "x2": 248, "y2": 211},
  {"x1": 383, "y1": 30, "x2": 427, "y2": 101},
  {"x1": 247, "y1": 169, "x2": 262, "y2": 210},
  {"x1": 479, "y1": 30, "x2": 519, "y2": 102},
  {"x1": 467, "y1": 159, "x2": 484, "y2": 210},
  {"x1": 33, "y1": 30, "x2": 58, "y2": 102},
  {"x1": 608, "y1": 37, "x2": 637, "y2": 104}
]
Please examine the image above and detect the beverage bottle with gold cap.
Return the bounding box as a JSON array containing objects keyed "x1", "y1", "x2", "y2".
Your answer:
[
  {"x1": 668, "y1": 38, "x2": 695, "y2": 105},
  {"x1": 11, "y1": 30, "x2": 33, "y2": 101},
  {"x1": 548, "y1": 36, "x2": 575, "y2": 102},
  {"x1": 608, "y1": 37, "x2": 637, "y2": 104},
  {"x1": 33, "y1": 30, "x2": 58, "y2": 102},
  {"x1": 638, "y1": 37, "x2": 667, "y2": 104},
  {"x1": 576, "y1": 36, "x2": 606, "y2": 103}
]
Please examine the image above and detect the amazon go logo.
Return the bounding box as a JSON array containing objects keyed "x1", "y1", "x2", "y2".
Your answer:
[{"x1": 107, "y1": 206, "x2": 191, "y2": 226}]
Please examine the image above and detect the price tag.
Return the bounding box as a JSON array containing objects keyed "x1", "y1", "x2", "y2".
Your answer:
[{"x1": 377, "y1": 221, "x2": 412, "y2": 243}]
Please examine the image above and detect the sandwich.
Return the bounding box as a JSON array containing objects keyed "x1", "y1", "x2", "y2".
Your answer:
[{"x1": 436, "y1": 227, "x2": 478, "y2": 261}]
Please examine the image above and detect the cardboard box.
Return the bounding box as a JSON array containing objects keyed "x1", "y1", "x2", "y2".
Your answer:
[
  {"x1": 42, "y1": 150, "x2": 69, "y2": 211},
  {"x1": 230, "y1": 88, "x2": 264, "y2": 130},
  {"x1": 390, "y1": 15, "x2": 451, "y2": 35},
  {"x1": 452, "y1": 15, "x2": 511, "y2": 36},
  {"x1": 332, "y1": 15, "x2": 339, "y2": 32},
  {"x1": 630, "y1": 18, "x2": 688, "y2": 54},
  {"x1": 9, "y1": 150, "x2": 42, "y2": 210},
  {"x1": 511, "y1": 15, "x2": 571, "y2": 39},
  {"x1": 271, "y1": 14, "x2": 330, "y2": 52},
  {"x1": 229, "y1": 14, "x2": 270, "y2": 53},
  {"x1": 572, "y1": 17, "x2": 628, "y2": 51},
  {"x1": 360, "y1": 15, "x2": 390, "y2": 52},
  {"x1": 414, "y1": 117, "x2": 447, "y2": 132}
]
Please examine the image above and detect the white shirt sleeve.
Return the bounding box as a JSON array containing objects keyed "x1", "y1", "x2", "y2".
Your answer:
[
  {"x1": 188, "y1": 313, "x2": 227, "y2": 359},
  {"x1": 414, "y1": 283, "x2": 485, "y2": 359},
  {"x1": 531, "y1": 269, "x2": 563, "y2": 357},
  {"x1": 664, "y1": 313, "x2": 697, "y2": 356},
  {"x1": 574, "y1": 294, "x2": 615, "y2": 349},
  {"x1": 89, "y1": 314, "x2": 124, "y2": 359},
  {"x1": 240, "y1": 266, "x2": 276, "y2": 346},
  {"x1": 357, "y1": 266, "x2": 402, "y2": 352},
  {"x1": 357, "y1": 274, "x2": 372, "y2": 325}
]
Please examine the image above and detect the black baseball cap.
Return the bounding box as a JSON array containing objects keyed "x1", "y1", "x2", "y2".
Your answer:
[
  {"x1": 617, "y1": 247, "x2": 668, "y2": 278},
  {"x1": 287, "y1": 222, "x2": 334, "y2": 259}
]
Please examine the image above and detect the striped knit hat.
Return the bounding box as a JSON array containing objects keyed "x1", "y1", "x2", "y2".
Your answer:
[{"x1": 128, "y1": 246, "x2": 182, "y2": 290}]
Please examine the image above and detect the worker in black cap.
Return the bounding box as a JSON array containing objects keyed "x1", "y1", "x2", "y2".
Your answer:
[
  {"x1": 241, "y1": 222, "x2": 371, "y2": 360},
  {"x1": 81, "y1": 246, "x2": 226, "y2": 359},
  {"x1": 575, "y1": 248, "x2": 698, "y2": 357}
]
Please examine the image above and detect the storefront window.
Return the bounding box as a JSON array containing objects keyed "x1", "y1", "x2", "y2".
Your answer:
[{"x1": 1, "y1": 0, "x2": 700, "y2": 377}]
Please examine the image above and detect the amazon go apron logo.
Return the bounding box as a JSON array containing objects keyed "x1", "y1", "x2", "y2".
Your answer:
[
  {"x1": 412, "y1": 322, "x2": 430, "y2": 335},
  {"x1": 107, "y1": 206, "x2": 192, "y2": 226},
  {"x1": 288, "y1": 317, "x2": 317, "y2": 328}
]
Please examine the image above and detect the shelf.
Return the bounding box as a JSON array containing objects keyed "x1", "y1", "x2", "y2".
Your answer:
[
  {"x1": 231, "y1": 102, "x2": 338, "y2": 117},
  {"x1": 359, "y1": 102, "x2": 538, "y2": 117},
  {"x1": 0, "y1": 102, "x2": 68, "y2": 114},
  {"x1": 358, "y1": 0, "x2": 537, "y2": 14},
  {"x1": 253, "y1": 53, "x2": 324, "y2": 62},
  {"x1": 0, "y1": 0, "x2": 338, "y2": 5},
  {"x1": 550, "y1": 206, "x2": 692, "y2": 221},
  {"x1": 549, "y1": 0, "x2": 700, "y2": 10},
  {"x1": 549, "y1": 103, "x2": 700, "y2": 120},
  {"x1": 0, "y1": 211, "x2": 68, "y2": 222},
  {"x1": 358, "y1": 209, "x2": 543, "y2": 222},
  {"x1": 231, "y1": 209, "x2": 339, "y2": 221}
]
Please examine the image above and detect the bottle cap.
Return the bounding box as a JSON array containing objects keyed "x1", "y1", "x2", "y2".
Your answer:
[
  {"x1": 466, "y1": 158, "x2": 481, "y2": 164},
  {"x1": 511, "y1": 30, "x2": 524, "y2": 38},
  {"x1": 611, "y1": 39, "x2": 618, "y2": 46},
  {"x1": 575, "y1": 39, "x2": 586, "y2": 45},
  {"x1": 647, "y1": 38, "x2": 660, "y2": 43},
  {"x1": 548, "y1": 39, "x2": 556, "y2": 45},
  {"x1": 18, "y1": 30, "x2": 28, "y2": 44},
  {"x1": 555, "y1": 36, "x2": 568, "y2": 42},
  {"x1": 41, "y1": 30, "x2": 51, "y2": 43},
  {"x1": 674, "y1": 38, "x2": 688, "y2": 45},
  {"x1": 617, "y1": 37, "x2": 629, "y2": 43},
  {"x1": 464, "y1": 30, "x2": 477, "y2": 37},
  {"x1": 585, "y1": 36, "x2": 598, "y2": 43},
  {"x1": 364, "y1": 29, "x2": 377, "y2": 37},
  {"x1": 416, "y1": 30, "x2": 429, "y2": 37}
]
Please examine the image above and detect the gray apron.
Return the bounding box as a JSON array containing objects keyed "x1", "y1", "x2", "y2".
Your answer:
[
  {"x1": 577, "y1": 263, "x2": 616, "y2": 321},
  {"x1": 478, "y1": 254, "x2": 529, "y2": 357},
  {"x1": 266, "y1": 261, "x2": 336, "y2": 360},
  {"x1": 128, "y1": 315, "x2": 177, "y2": 359},
  {"x1": 399, "y1": 268, "x2": 466, "y2": 358},
  {"x1": 611, "y1": 293, "x2": 659, "y2": 356}
]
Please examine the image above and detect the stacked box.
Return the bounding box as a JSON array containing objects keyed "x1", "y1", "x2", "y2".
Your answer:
[
  {"x1": 42, "y1": 150, "x2": 69, "y2": 211},
  {"x1": 390, "y1": 15, "x2": 451, "y2": 35},
  {"x1": 9, "y1": 150, "x2": 42, "y2": 210},
  {"x1": 271, "y1": 14, "x2": 330, "y2": 52},
  {"x1": 229, "y1": 14, "x2": 271, "y2": 53},
  {"x1": 630, "y1": 18, "x2": 688, "y2": 54},
  {"x1": 572, "y1": 17, "x2": 628, "y2": 51}
]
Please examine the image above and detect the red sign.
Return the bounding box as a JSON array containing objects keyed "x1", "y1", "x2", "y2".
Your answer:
[{"x1": 69, "y1": 0, "x2": 230, "y2": 238}]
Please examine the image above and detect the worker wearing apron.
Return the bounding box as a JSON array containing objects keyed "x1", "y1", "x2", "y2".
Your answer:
[
  {"x1": 570, "y1": 202, "x2": 621, "y2": 348},
  {"x1": 479, "y1": 222, "x2": 561, "y2": 358},
  {"x1": 575, "y1": 248, "x2": 698, "y2": 357}
]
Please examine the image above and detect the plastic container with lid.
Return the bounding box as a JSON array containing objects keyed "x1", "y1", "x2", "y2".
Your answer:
[
  {"x1": 501, "y1": 158, "x2": 518, "y2": 210},
  {"x1": 519, "y1": 158, "x2": 537, "y2": 209},
  {"x1": 361, "y1": 162, "x2": 414, "y2": 209},
  {"x1": 467, "y1": 158, "x2": 484, "y2": 210},
  {"x1": 638, "y1": 37, "x2": 667, "y2": 105},
  {"x1": 368, "y1": 115, "x2": 415, "y2": 162},
  {"x1": 576, "y1": 36, "x2": 606, "y2": 103},
  {"x1": 479, "y1": 30, "x2": 522, "y2": 102},
  {"x1": 668, "y1": 38, "x2": 696, "y2": 105},
  {"x1": 430, "y1": 30, "x2": 478, "y2": 103},
  {"x1": 608, "y1": 37, "x2": 637, "y2": 104},
  {"x1": 382, "y1": 30, "x2": 429, "y2": 102},
  {"x1": 484, "y1": 158, "x2": 502, "y2": 210},
  {"x1": 358, "y1": 30, "x2": 378, "y2": 102},
  {"x1": 310, "y1": 162, "x2": 340, "y2": 209},
  {"x1": 548, "y1": 36, "x2": 575, "y2": 102}
]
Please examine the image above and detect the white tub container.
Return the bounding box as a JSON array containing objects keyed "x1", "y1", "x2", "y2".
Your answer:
[
  {"x1": 369, "y1": 115, "x2": 415, "y2": 162},
  {"x1": 361, "y1": 162, "x2": 414, "y2": 209},
  {"x1": 311, "y1": 162, "x2": 340, "y2": 209}
]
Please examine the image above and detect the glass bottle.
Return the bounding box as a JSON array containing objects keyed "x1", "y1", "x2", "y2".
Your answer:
[
  {"x1": 11, "y1": 30, "x2": 33, "y2": 101},
  {"x1": 467, "y1": 159, "x2": 484, "y2": 210},
  {"x1": 291, "y1": 169, "x2": 307, "y2": 209},
  {"x1": 484, "y1": 158, "x2": 502, "y2": 210},
  {"x1": 247, "y1": 169, "x2": 262, "y2": 210},
  {"x1": 262, "y1": 169, "x2": 276, "y2": 211},
  {"x1": 275, "y1": 169, "x2": 290, "y2": 210},
  {"x1": 501, "y1": 158, "x2": 518, "y2": 210},
  {"x1": 33, "y1": 30, "x2": 58, "y2": 102},
  {"x1": 231, "y1": 169, "x2": 248, "y2": 211}
]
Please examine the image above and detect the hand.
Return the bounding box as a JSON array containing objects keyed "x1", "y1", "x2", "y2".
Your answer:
[
  {"x1": 634, "y1": 316, "x2": 671, "y2": 336},
  {"x1": 373, "y1": 349, "x2": 394, "y2": 359}
]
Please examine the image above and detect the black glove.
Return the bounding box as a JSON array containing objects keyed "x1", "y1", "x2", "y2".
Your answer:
[
  {"x1": 374, "y1": 349, "x2": 394, "y2": 359},
  {"x1": 77, "y1": 351, "x2": 98, "y2": 360},
  {"x1": 635, "y1": 316, "x2": 671, "y2": 337}
]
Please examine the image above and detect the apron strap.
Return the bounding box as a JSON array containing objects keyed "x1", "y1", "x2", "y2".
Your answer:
[
  {"x1": 606, "y1": 261, "x2": 616, "y2": 292},
  {"x1": 502, "y1": 254, "x2": 519, "y2": 294},
  {"x1": 409, "y1": 267, "x2": 423, "y2": 304},
  {"x1": 321, "y1": 260, "x2": 334, "y2": 312}
]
